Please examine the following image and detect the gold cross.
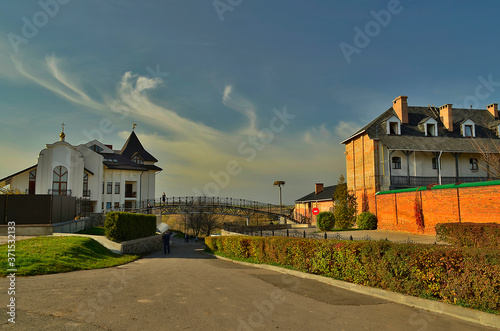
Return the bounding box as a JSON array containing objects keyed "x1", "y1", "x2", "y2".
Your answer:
[
  {"x1": 133, "y1": 123, "x2": 137, "y2": 131},
  {"x1": 61, "y1": 122, "x2": 66, "y2": 132}
]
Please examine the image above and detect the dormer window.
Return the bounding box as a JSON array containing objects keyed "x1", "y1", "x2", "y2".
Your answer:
[
  {"x1": 426, "y1": 123, "x2": 437, "y2": 136},
  {"x1": 386, "y1": 116, "x2": 401, "y2": 135},
  {"x1": 132, "y1": 154, "x2": 144, "y2": 165},
  {"x1": 90, "y1": 144, "x2": 103, "y2": 153},
  {"x1": 420, "y1": 117, "x2": 438, "y2": 137},
  {"x1": 464, "y1": 125, "x2": 473, "y2": 137},
  {"x1": 461, "y1": 119, "x2": 476, "y2": 138}
]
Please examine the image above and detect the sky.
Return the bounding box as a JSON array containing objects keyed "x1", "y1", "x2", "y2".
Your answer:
[{"x1": 1, "y1": 0, "x2": 500, "y2": 204}]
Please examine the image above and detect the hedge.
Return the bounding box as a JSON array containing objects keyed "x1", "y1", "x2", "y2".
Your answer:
[
  {"x1": 435, "y1": 223, "x2": 500, "y2": 249},
  {"x1": 205, "y1": 236, "x2": 500, "y2": 313},
  {"x1": 105, "y1": 212, "x2": 156, "y2": 242}
]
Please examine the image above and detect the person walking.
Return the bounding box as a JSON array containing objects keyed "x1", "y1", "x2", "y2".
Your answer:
[
  {"x1": 162, "y1": 192, "x2": 166, "y2": 205},
  {"x1": 163, "y1": 231, "x2": 172, "y2": 255}
]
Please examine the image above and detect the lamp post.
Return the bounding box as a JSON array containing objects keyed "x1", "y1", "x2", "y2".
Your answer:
[{"x1": 273, "y1": 181, "x2": 285, "y2": 224}]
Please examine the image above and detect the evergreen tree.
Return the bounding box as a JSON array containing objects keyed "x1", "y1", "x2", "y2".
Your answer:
[{"x1": 333, "y1": 174, "x2": 357, "y2": 229}]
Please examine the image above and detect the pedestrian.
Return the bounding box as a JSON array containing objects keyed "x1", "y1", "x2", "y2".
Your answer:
[
  {"x1": 163, "y1": 231, "x2": 172, "y2": 254},
  {"x1": 162, "y1": 192, "x2": 166, "y2": 205},
  {"x1": 184, "y1": 233, "x2": 189, "y2": 243},
  {"x1": 147, "y1": 203, "x2": 152, "y2": 214},
  {"x1": 195, "y1": 236, "x2": 198, "y2": 243}
]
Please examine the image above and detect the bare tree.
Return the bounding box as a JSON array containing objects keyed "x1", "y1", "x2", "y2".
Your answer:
[
  {"x1": 200, "y1": 212, "x2": 223, "y2": 237},
  {"x1": 186, "y1": 208, "x2": 223, "y2": 237},
  {"x1": 471, "y1": 139, "x2": 500, "y2": 179}
]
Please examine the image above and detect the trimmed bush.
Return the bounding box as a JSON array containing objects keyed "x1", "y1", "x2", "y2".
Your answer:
[
  {"x1": 356, "y1": 212, "x2": 377, "y2": 230},
  {"x1": 317, "y1": 211, "x2": 335, "y2": 231},
  {"x1": 105, "y1": 212, "x2": 156, "y2": 242},
  {"x1": 205, "y1": 236, "x2": 500, "y2": 314},
  {"x1": 435, "y1": 222, "x2": 500, "y2": 249}
]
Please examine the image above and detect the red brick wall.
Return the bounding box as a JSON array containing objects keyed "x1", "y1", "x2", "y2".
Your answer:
[
  {"x1": 294, "y1": 200, "x2": 334, "y2": 225},
  {"x1": 375, "y1": 184, "x2": 500, "y2": 235}
]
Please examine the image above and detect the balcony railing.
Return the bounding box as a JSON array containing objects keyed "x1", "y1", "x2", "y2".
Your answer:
[
  {"x1": 83, "y1": 190, "x2": 91, "y2": 197},
  {"x1": 48, "y1": 189, "x2": 72, "y2": 196},
  {"x1": 389, "y1": 176, "x2": 492, "y2": 188}
]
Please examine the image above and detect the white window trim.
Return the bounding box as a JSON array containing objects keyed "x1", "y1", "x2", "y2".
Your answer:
[
  {"x1": 425, "y1": 122, "x2": 438, "y2": 136},
  {"x1": 461, "y1": 120, "x2": 476, "y2": 138},
  {"x1": 386, "y1": 116, "x2": 401, "y2": 135}
]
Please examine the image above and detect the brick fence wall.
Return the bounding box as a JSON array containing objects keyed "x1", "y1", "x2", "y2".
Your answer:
[{"x1": 375, "y1": 183, "x2": 500, "y2": 235}]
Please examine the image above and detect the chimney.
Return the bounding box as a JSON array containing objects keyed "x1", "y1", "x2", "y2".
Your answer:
[
  {"x1": 439, "y1": 104, "x2": 453, "y2": 131},
  {"x1": 487, "y1": 103, "x2": 498, "y2": 118},
  {"x1": 393, "y1": 96, "x2": 408, "y2": 123},
  {"x1": 315, "y1": 183, "x2": 324, "y2": 195}
]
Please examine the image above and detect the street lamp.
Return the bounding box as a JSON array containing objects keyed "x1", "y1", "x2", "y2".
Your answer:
[{"x1": 273, "y1": 181, "x2": 285, "y2": 224}]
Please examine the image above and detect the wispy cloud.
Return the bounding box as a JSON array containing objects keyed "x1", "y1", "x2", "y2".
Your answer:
[
  {"x1": 10, "y1": 54, "x2": 104, "y2": 111},
  {"x1": 334, "y1": 121, "x2": 361, "y2": 138},
  {"x1": 222, "y1": 84, "x2": 258, "y2": 136}
]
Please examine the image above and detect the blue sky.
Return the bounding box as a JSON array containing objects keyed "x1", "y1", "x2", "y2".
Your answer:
[{"x1": 1, "y1": 0, "x2": 500, "y2": 204}]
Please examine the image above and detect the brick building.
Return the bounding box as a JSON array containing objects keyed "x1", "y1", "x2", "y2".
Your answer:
[
  {"x1": 341, "y1": 96, "x2": 500, "y2": 212},
  {"x1": 294, "y1": 183, "x2": 338, "y2": 225}
]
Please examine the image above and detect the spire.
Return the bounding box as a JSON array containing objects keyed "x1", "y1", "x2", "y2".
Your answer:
[{"x1": 59, "y1": 122, "x2": 66, "y2": 141}]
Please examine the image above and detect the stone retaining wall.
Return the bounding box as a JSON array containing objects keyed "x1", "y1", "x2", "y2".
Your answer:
[{"x1": 121, "y1": 234, "x2": 163, "y2": 254}]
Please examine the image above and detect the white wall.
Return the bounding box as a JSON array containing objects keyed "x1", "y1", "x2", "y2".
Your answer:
[
  {"x1": 36, "y1": 141, "x2": 84, "y2": 196},
  {"x1": 10, "y1": 170, "x2": 30, "y2": 193}
]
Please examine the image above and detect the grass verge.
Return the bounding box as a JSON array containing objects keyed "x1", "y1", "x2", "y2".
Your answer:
[
  {"x1": 0, "y1": 236, "x2": 139, "y2": 277},
  {"x1": 76, "y1": 226, "x2": 106, "y2": 236}
]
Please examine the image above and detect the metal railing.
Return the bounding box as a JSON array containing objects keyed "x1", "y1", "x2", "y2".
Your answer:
[
  {"x1": 48, "y1": 189, "x2": 72, "y2": 196},
  {"x1": 228, "y1": 226, "x2": 425, "y2": 244},
  {"x1": 389, "y1": 175, "x2": 493, "y2": 188}
]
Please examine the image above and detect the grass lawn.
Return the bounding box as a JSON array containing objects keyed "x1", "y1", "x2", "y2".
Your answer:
[
  {"x1": 0, "y1": 236, "x2": 139, "y2": 277},
  {"x1": 76, "y1": 226, "x2": 106, "y2": 236}
]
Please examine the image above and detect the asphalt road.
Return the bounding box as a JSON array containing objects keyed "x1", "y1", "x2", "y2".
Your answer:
[{"x1": 0, "y1": 237, "x2": 496, "y2": 331}]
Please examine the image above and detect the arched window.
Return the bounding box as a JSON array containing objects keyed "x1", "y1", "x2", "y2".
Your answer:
[
  {"x1": 52, "y1": 166, "x2": 68, "y2": 195},
  {"x1": 29, "y1": 169, "x2": 36, "y2": 195},
  {"x1": 131, "y1": 154, "x2": 144, "y2": 165}
]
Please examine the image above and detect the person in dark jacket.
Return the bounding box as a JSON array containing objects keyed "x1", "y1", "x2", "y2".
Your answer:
[{"x1": 163, "y1": 231, "x2": 172, "y2": 254}]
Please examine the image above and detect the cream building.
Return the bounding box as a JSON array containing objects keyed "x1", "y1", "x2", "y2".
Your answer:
[{"x1": 0, "y1": 127, "x2": 162, "y2": 212}]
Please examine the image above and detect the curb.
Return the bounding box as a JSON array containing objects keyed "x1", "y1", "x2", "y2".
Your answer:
[{"x1": 208, "y1": 253, "x2": 500, "y2": 329}]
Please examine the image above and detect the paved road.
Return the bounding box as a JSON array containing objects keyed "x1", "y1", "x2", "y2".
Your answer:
[{"x1": 0, "y1": 237, "x2": 495, "y2": 330}]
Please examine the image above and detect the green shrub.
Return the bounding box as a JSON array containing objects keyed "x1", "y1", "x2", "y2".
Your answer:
[
  {"x1": 435, "y1": 222, "x2": 500, "y2": 248},
  {"x1": 205, "y1": 236, "x2": 500, "y2": 314},
  {"x1": 105, "y1": 212, "x2": 156, "y2": 242},
  {"x1": 317, "y1": 211, "x2": 335, "y2": 231},
  {"x1": 356, "y1": 212, "x2": 377, "y2": 230}
]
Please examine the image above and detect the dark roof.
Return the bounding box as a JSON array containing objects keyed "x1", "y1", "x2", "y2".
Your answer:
[
  {"x1": 295, "y1": 185, "x2": 338, "y2": 203},
  {"x1": 120, "y1": 131, "x2": 158, "y2": 162},
  {"x1": 342, "y1": 106, "x2": 500, "y2": 153},
  {"x1": 0, "y1": 164, "x2": 37, "y2": 184},
  {"x1": 101, "y1": 153, "x2": 162, "y2": 172}
]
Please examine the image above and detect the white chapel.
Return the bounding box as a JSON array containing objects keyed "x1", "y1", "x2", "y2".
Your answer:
[{"x1": 0, "y1": 125, "x2": 162, "y2": 212}]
